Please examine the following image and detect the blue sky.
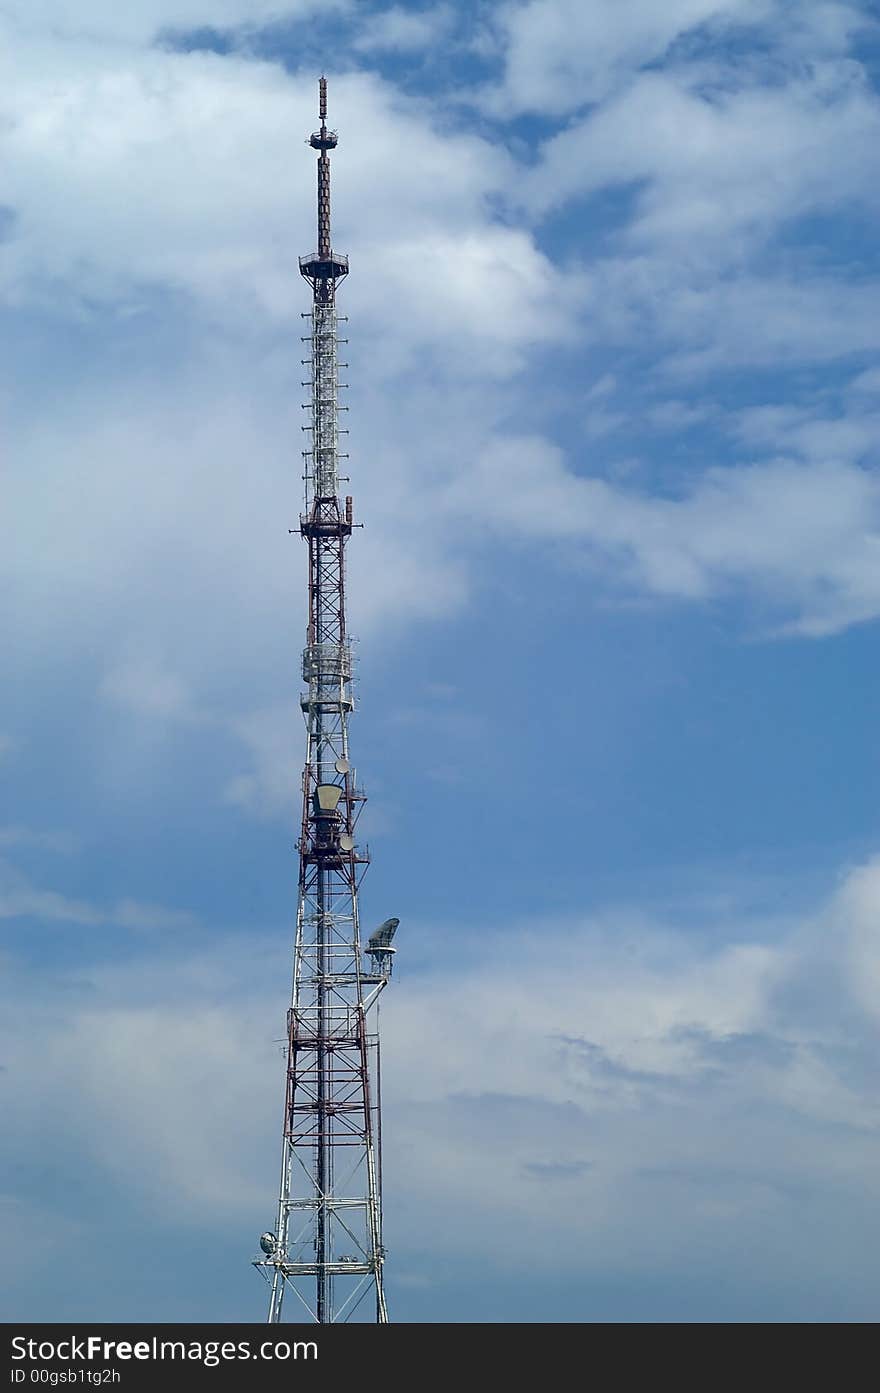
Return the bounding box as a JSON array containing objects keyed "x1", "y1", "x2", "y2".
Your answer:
[{"x1": 2, "y1": 0, "x2": 880, "y2": 1323}]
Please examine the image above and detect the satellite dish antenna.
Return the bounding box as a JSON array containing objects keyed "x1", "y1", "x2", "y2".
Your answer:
[
  {"x1": 335, "y1": 758, "x2": 350, "y2": 775},
  {"x1": 339, "y1": 833, "x2": 355, "y2": 852}
]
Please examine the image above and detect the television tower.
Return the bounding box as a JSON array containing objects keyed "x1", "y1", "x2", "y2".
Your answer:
[{"x1": 253, "y1": 77, "x2": 398, "y2": 1325}]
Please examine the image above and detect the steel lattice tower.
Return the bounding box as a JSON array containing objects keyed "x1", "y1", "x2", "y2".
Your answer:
[{"x1": 253, "y1": 77, "x2": 397, "y2": 1325}]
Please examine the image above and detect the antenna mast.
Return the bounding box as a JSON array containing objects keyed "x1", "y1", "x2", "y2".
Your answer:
[{"x1": 253, "y1": 76, "x2": 397, "y2": 1325}]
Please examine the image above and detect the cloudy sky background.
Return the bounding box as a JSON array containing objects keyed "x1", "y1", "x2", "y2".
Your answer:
[{"x1": 2, "y1": 0, "x2": 880, "y2": 1322}]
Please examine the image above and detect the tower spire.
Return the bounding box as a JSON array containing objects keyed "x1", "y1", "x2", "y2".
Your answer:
[
  {"x1": 253, "y1": 77, "x2": 396, "y2": 1326},
  {"x1": 302, "y1": 75, "x2": 346, "y2": 304},
  {"x1": 317, "y1": 76, "x2": 333, "y2": 263}
]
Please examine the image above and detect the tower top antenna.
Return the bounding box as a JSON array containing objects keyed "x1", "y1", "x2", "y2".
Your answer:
[
  {"x1": 303, "y1": 75, "x2": 346, "y2": 295},
  {"x1": 310, "y1": 75, "x2": 337, "y2": 150}
]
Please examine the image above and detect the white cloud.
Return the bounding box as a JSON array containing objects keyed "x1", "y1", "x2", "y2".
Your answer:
[
  {"x1": 0, "y1": 871, "x2": 98, "y2": 926},
  {"x1": 445, "y1": 436, "x2": 880, "y2": 635},
  {"x1": 2, "y1": 992, "x2": 277, "y2": 1223},
  {"x1": 2, "y1": 853, "x2": 880, "y2": 1289},
  {"x1": 101, "y1": 654, "x2": 196, "y2": 721},
  {"x1": 523, "y1": 64, "x2": 880, "y2": 251},
  {"x1": 381, "y1": 860, "x2": 880, "y2": 1273},
  {"x1": 1, "y1": 1, "x2": 336, "y2": 45},
  {"x1": 0, "y1": 40, "x2": 310, "y2": 318},
  {"x1": 850, "y1": 366, "x2": 880, "y2": 396},
  {"x1": 113, "y1": 899, "x2": 199, "y2": 931},
  {"x1": 353, "y1": 4, "x2": 454, "y2": 53},
  {"x1": 222, "y1": 703, "x2": 301, "y2": 820},
  {"x1": 0, "y1": 34, "x2": 574, "y2": 700},
  {"x1": 354, "y1": 226, "x2": 582, "y2": 374},
  {"x1": 505, "y1": 43, "x2": 880, "y2": 376},
  {"x1": 0, "y1": 857, "x2": 196, "y2": 929},
  {"x1": 835, "y1": 858, "x2": 880, "y2": 1021},
  {"x1": 483, "y1": 0, "x2": 779, "y2": 116},
  {"x1": 585, "y1": 264, "x2": 880, "y2": 373},
  {"x1": 0, "y1": 40, "x2": 574, "y2": 363},
  {"x1": 508, "y1": 22, "x2": 880, "y2": 383},
  {"x1": 0, "y1": 825, "x2": 80, "y2": 853},
  {"x1": 2, "y1": 6, "x2": 876, "y2": 711},
  {"x1": 734, "y1": 402, "x2": 880, "y2": 463},
  {"x1": 2, "y1": 366, "x2": 473, "y2": 699}
]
